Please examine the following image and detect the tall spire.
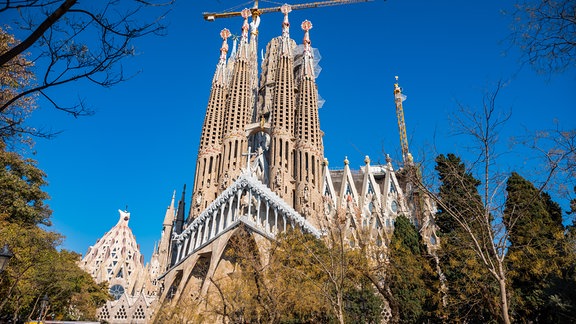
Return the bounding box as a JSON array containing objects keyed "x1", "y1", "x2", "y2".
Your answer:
[
  {"x1": 193, "y1": 30, "x2": 232, "y2": 215},
  {"x1": 174, "y1": 184, "x2": 186, "y2": 234},
  {"x1": 294, "y1": 20, "x2": 324, "y2": 221},
  {"x1": 268, "y1": 6, "x2": 298, "y2": 201},
  {"x1": 163, "y1": 190, "x2": 176, "y2": 226},
  {"x1": 218, "y1": 11, "x2": 258, "y2": 188}
]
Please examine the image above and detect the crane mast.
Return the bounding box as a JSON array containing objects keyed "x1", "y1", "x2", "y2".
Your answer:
[
  {"x1": 394, "y1": 76, "x2": 412, "y2": 166},
  {"x1": 203, "y1": 0, "x2": 372, "y2": 21}
]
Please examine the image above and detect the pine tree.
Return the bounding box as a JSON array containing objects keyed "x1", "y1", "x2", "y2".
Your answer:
[
  {"x1": 387, "y1": 215, "x2": 439, "y2": 323},
  {"x1": 504, "y1": 172, "x2": 576, "y2": 322},
  {"x1": 434, "y1": 154, "x2": 499, "y2": 322}
]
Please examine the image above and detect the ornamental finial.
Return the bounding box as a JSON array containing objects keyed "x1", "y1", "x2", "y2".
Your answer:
[
  {"x1": 241, "y1": 9, "x2": 251, "y2": 38},
  {"x1": 364, "y1": 155, "x2": 370, "y2": 165},
  {"x1": 219, "y1": 28, "x2": 230, "y2": 57},
  {"x1": 281, "y1": 4, "x2": 292, "y2": 37},
  {"x1": 302, "y1": 20, "x2": 312, "y2": 46},
  {"x1": 344, "y1": 156, "x2": 349, "y2": 165}
]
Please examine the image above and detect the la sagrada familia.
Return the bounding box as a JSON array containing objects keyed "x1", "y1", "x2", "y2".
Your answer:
[{"x1": 79, "y1": 5, "x2": 437, "y2": 323}]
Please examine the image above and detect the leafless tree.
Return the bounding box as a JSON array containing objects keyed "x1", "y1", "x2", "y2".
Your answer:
[
  {"x1": 410, "y1": 82, "x2": 510, "y2": 323},
  {"x1": 510, "y1": 0, "x2": 576, "y2": 73},
  {"x1": 0, "y1": 0, "x2": 173, "y2": 139},
  {"x1": 410, "y1": 80, "x2": 576, "y2": 323}
]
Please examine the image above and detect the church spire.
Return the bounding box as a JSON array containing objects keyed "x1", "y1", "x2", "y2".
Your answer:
[
  {"x1": 393, "y1": 76, "x2": 412, "y2": 166},
  {"x1": 268, "y1": 6, "x2": 297, "y2": 201},
  {"x1": 294, "y1": 20, "x2": 324, "y2": 221},
  {"x1": 163, "y1": 190, "x2": 176, "y2": 227},
  {"x1": 174, "y1": 184, "x2": 186, "y2": 234},
  {"x1": 218, "y1": 11, "x2": 258, "y2": 188},
  {"x1": 157, "y1": 190, "x2": 177, "y2": 273},
  {"x1": 193, "y1": 30, "x2": 232, "y2": 216}
]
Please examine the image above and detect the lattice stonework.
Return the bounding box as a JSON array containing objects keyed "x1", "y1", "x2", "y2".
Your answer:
[
  {"x1": 114, "y1": 305, "x2": 127, "y2": 320},
  {"x1": 98, "y1": 305, "x2": 110, "y2": 320},
  {"x1": 79, "y1": 210, "x2": 146, "y2": 299},
  {"x1": 80, "y1": 209, "x2": 155, "y2": 323},
  {"x1": 133, "y1": 304, "x2": 146, "y2": 320}
]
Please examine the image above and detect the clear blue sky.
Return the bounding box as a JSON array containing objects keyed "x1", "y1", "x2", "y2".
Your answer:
[{"x1": 22, "y1": 0, "x2": 575, "y2": 262}]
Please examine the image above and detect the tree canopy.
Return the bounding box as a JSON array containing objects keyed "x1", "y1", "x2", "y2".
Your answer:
[{"x1": 0, "y1": 141, "x2": 110, "y2": 321}]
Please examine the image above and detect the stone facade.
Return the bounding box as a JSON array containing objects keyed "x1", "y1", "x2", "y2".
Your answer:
[
  {"x1": 79, "y1": 210, "x2": 157, "y2": 323},
  {"x1": 153, "y1": 6, "x2": 437, "y2": 320},
  {"x1": 81, "y1": 7, "x2": 438, "y2": 323}
]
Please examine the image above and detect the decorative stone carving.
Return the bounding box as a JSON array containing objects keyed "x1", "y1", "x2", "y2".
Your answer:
[{"x1": 220, "y1": 172, "x2": 230, "y2": 190}]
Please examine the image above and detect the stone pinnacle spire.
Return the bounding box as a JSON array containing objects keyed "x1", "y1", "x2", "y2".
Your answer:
[
  {"x1": 217, "y1": 9, "x2": 258, "y2": 189},
  {"x1": 280, "y1": 4, "x2": 293, "y2": 56},
  {"x1": 294, "y1": 20, "x2": 324, "y2": 221},
  {"x1": 302, "y1": 20, "x2": 315, "y2": 78},
  {"x1": 193, "y1": 30, "x2": 233, "y2": 215},
  {"x1": 237, "y1": 8, "x2": 251, "y2": 60},
  {"x1": 268, "y1": 6, "x2": 298, "y2": 201},
  {"x1": 281, "y1": 4, "x2": 291, "y2": 38},
  {"x1": 163, "y1": 190, "x2": 176, "y2": 226},
  {"x1": 213, "y1": 28, "x2": 231, "y2": 85}
]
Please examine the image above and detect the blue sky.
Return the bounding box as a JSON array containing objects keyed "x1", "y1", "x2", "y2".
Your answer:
[{"x1": 21, "y1": 0, "x2": 575, "y2": 262}]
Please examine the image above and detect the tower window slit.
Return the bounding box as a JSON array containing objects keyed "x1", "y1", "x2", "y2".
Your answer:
[{"x1": 279, "y1": 139, "x2": 283, "y2": 166}]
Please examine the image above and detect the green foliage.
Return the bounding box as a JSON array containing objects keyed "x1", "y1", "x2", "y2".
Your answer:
[
  {"x1": 201, "y1": 227, "x2": 383, "y2": 323},
  {"x1": 0, "y1": 27, "x2": 37, "y2": 143},
  {"x1": 434, "y1": 153, "x2": 499, "y2": 322},
  {"x1": 343, "y1": 279, "x2": 383, "y2": 324},
  {"x1": 0, "y1": 143, "x2": 110, "y2": 321},
  {"x1": 0, "y1": 141, "x2": 51, "y2": 226},
  {"x1": 387, "y1": 215, "x2": 440, "y2": 323},
  {"x1": 434, "y1": 154, "x2": 483, "y2": 234},
  {"x1": 504, "y1": 172, "x2": 576, "y2": 322}
]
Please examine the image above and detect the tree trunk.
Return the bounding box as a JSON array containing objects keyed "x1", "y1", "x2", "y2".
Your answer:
[{"x1": 498, "y1": 276, "x2": 511, "y2": 324}]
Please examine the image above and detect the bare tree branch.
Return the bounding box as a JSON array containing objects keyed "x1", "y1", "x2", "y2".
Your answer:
[
  {"x1": 0, "y1": 0, "x2": 174, "y2": 141},
  {"x1": 509, "y1": 0, "x2": 576, "y2": 73}
]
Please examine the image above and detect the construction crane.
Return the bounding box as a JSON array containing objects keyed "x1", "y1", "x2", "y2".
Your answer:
[
  {"x1": 393, "y1": 76, "x2": 413, "y2": 166},
  {"x1": 203, "y1": 0, "x2": 372, "y2": 21}
]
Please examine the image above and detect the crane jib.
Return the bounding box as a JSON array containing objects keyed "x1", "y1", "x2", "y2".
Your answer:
[{"x1": 202, "y1": 0, "x2": 374, "y2": 22}]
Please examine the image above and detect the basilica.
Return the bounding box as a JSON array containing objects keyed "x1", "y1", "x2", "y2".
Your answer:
[{"x1": 80, "y1": 4, "x2": 437, "y2": 322}]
